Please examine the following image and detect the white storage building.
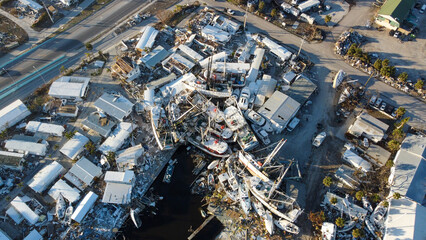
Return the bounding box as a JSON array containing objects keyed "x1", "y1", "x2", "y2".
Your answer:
[
  {"x1": 10, "y1": 196, "x2": 39, "y2": 225},
  {"x1": 94, "y1": 93, "x2": 134, "y2": 121},
  {"x1": 258, "y1": 91, "x2": 300, "y2": 133},
  {"x1": 64, "y1": 157, "x2": 102, "y2": 190},
  {"x1": 116, "y1": 144, "x2": 144, "y2": 171},
  {"x1": 102, "y1": 170, "x2": 135, "y2": 204},
  {"x1": 27, "y1": 161, "x2": 65, "y2": 193},
  {"x1": 212, "y1": 15, "x2": 241, "y2": 34},
  {"x1": 342, "y1": 149, "x2": 372, "y2": 172},
  {"x1": 26, "y1": 121, "x2": 65, "y2": 137},
  {"x1": 60, "y1": 132, "x2": 89, "y2": 160},
  {"x1": 99, "y1": 122, "x2": 135, "y2": 155},
  {"x1": 4, "y1": 139, "x2": 48, "y2": 156},
  {"x1": 261, "y1": 37, "x2": 292, "y2": 62},
  {"x1": 48, "y1": 76, "x2": 90, "y2": 101},
  {"x1": 136, "y1": 26, "x2": 159, "y2": 52},
  {"x1": 0, "y1": 99, "x2": 30, "y2": 132},
  {"x1": 71, "y1": 191, "x2": 98, "y2": 223},
  {"x1": 48, "y1": 179, "x2": 81, "y2": 203}
]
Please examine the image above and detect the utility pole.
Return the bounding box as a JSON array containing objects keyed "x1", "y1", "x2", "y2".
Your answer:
[
  {"x1": 243, "y1": 5, "x2": 248, "y2": 32},
  {"x1": 3, "y1": 68, "x2": 16, "y2": 85},
  {"x1": 42, "y1": 0, "x2": 54, "y2": 24},
  {"x1": 33, "y1": 66, "x2": 47, "y2": 84}
]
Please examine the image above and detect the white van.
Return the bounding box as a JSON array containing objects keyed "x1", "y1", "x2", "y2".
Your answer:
[{"x1": 287, "y1": 117, "x2": 300, "y2": 132}]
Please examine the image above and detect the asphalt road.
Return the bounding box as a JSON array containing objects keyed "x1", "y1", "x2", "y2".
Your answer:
[{"x1": 0, "y1": 0, "x2": 148, "y2": 107}]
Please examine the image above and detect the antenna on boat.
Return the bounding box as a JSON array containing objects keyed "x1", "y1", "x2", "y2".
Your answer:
[{"x1": 262, "y1": 139, "x2": 287, "y2": 169}]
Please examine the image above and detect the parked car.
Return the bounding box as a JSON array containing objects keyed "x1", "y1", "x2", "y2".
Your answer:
[
  {"x1": 369, "y1": 95, "x2": 377, "y2": 105},
  {"x1": 363, "y1": 138, "x2": 369, "y2": 148},
  {"x1": 393, "y1": 31, "x2": 401, "y2": 38},
  {"x1": 375, "y1": 98, "x2": 383, "y2": 108},
  {"x1": 380, "y1": 102, "x2": 387, "y2": 111}
]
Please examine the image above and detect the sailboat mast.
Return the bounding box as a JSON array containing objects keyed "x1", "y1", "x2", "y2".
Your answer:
[{"x1": 262, "y1": 139, "x2": 287, "y2": 168}]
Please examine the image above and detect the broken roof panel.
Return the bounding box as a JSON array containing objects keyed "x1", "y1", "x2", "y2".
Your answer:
[
  {"x1": 116, "y1": 144, "x2": 144, "y2": 171},
  {"x1": 10, "y1": 196, "x2": 39, "y2": 225},
  {"x1": 23, "y1": 229, "x2": 42, "y2": 240},
  {"x1": 141, "y1": 45, "x2": 171, "y2": 68}
]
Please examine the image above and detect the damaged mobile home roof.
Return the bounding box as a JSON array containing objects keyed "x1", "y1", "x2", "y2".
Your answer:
[
  {"x1": 201, "y1": 25, "x2": 230, "y2": 43},
  {"x1": 4, "y1": 139, "x2": 48, "y2": 156},
  {"x1": 140, "y1": 45, "x2": 171, "y2": 68},
  {"x1": 212, "y1": 62, "x2": 251, "y2": 74},
  {"x1": 94, "y1": 93, "x2": 134, "y2": 121},
  {"x1": 0, "y1": 99, "x2": 31, "y2": 132},
  {"x1": 99, "y1": 122, "x2": 135, "y2": 154},
  {"x1": 199, "y1": 51, "x2": 228, "y2": 68},
  {"x1": 102, "y1": 170, "x2": 135, "y2": 204},
  {"x1": 48, "y1": 179, "x2": 81, "y2": 203},
  {"x1": 26, "y1": 121, "x2": 65, "y2": 137},
  {"x1": 178, "y1": 44, "x2": 204, "y2": 61},
  {"x1": 262, "y1": 37, "x2": 292, "y2": 61},
  {"x1": 348, "y1": 111, "x2": 389, "y2": 143},
  {"x1": 116, "y1": 144, "x2": 144, "y2": 171},
  {"x1": 60, "y1": 132, "x2": 89, "y2": 160},
  {"x1": 27, "y1": 161, "x2": 65, "y2": 193},
  {"x1": 10, "y1": 196, "x2": 39, "y2": 225},
  {"x1": 65, "y1": 157, "x2": 102, "y2": 187},
  {"x1": 71, "y1": 191, "x2": 98, "y2": 223},
  {"x1": 135, "y1": 26, "x2": 159, "y2": 52}
]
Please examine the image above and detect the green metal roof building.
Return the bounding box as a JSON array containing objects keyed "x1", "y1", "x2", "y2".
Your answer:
[{"x1": 376, "y1": 0, "x2": 415, "y2": 29}]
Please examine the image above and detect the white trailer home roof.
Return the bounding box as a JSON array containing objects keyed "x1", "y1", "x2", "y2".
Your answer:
[
  {"x1": 65, "y1": 157, "x2": 102, "y2": 187},
  {"x1": 104, "y1": 170, "x2": 135, "y2": 184},
  {"x1": 48, "y1": 76, "x2": 90, "y2": 100},
  {"x1": 199, "y1": 51, "x2": 228, "y2": 68},
  {"x1": 28, "y1": 161, "x2": 65, "y2": 193},
  {"x1": 94, "y1": 93, "x2": 134, "y2": 121},
  {"x1": 4, "y1": 139, "x2": 48, "y2": 156},
  {"x1": 258, "y1": 91, "x2": 300, "y2": 132},
  {"x1": 348, "y1": 111, "x2": 389, "y2": 143},
  {"x1": 136, "y1": 26, "x2": 159, "y2": 52},
  {"x1": 140, "y1": 45, "x2": 171, "y2": 68},
  {"x1": 298, "y1": 0, "x2": 320, "y2": 12},
  {"x1": 384, "y1": 198, "x2": 426, "y2": 240},
  {"x1": 102, "y1": 170, "x2": 135, "y2": 204},
  {"x1": 0, "y1": 99, "x2": 30, "y2": 132},
  {"x1": 201, "y1": 25, "x2": 231, "y2": 43},
  {"x1": 212, "y1": 62, "x2": 251, "y2": 74},
  {"x1": 178, "y1": 44, "x2": 204, "y2": 61},
  {"x1": 6, "y1": 206, "x2": 23, "y2": 224},
  {"x1": 10, "y1": 196, "x2": 39, "y2": 225},
  {"x1": 246, "y1": 48, "x2": 265, "y2": 83},
  {"x1": 71, "y1": 191, "x2": 98, "y2": 223},
  {"x1": 116, "y1": 144, "x2": 144, "y2": 171},
  {"x1": 0, "y1": 230, "x2": 11, "y2": 240},
  {"x1": 342, "y1": 149, "x2": 372, "y2": 172},
  {"x1": 60, "y1": 132, "x2": 89, "y2": 160},
  {"x1": 389, "y1": 134, "x2": 425, "y2": 204},
  {"x1": 99, "y1": 122, "x2": 135, "y2": 154},
  {"x1": 261, "y1": 37, "x2": 292, "y2": 61},
  {"x1": 23, "y1": 229, "x2": 42, "y2": 240},
  {"x1": 48, "y1": 179, "x2": 81, "y2": 203},
  {"x1": 26, "y1": 121, "x2": 65, "y2": 137}
]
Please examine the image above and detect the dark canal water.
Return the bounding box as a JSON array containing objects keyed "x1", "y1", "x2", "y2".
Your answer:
[{"x1": 122, "y1": 146, "x2": 223, "y2": 240}]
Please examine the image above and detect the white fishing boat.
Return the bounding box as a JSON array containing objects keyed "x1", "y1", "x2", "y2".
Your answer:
[
  {"x1": 184, "y1": 76, "x2": 232, "y2": 98},
  {"x1": 333, "y1": 70, "x2": 346, "y2": 88},
  {"x1": 244, "y1": 109, "x2": 266, "y2": 126},
  {"x1": 370, "y1": 201, "x2": 387, "y2": 227},
  {"x1": 217, "y1": 172, "x2": 238, "y2": 201},
  {"x1": 321, "y1": 222, "x2": 336, "y2": 240},
  {"x1": 246, "y1": 176, "x2": 302, "y2": 223},
  {"x1": 188, "y1": 135, "x2": 230, "y2": 157},
  {"x1": 56, "y1": 193, "x2": 66, "y2": 219},
  {"x1": 151, "y1": 106, "x2": 174, "y2": 150},
  {"x1": 207, "y1": 173, "x2": 215, "y2": 186},
  {"x1": 251, "y1": 124, "x2": 271, "y2": 145},
  {"x1": 238, "y1": 181, "x2": 251, "y2": 215},
  {"x1": 238, "y1": 151, "x2": 270, "y2": 182},
  {"x1": 209, "y1": 123, "x2": 234, "y2": 140},
  {"x1": 252, "y1": 197, "x2": 274, "y2": 235},
  {"x1": 274, "y1": 218, "x2": 300, "y2": 234},
  {"x1": 207, "y1": 160, "x2": 220, "y2": 170},
  {"x1": 130, "y1": 208, "x2": 142, "y2": 228},
  {"x1": 64, "y1": 205, "x2": 73, "y2": 224},
  {"x1": 238, "y1": 87, "x2": 250, "y2": 111},
  {"x1": 236, "y1": 126, "x2": 259, "y2": 151},
  {"x1": 224, "y1": 106, "x2": 246, "y2": 131},
  {"x1": 362, "y1": 196, "x2": 373, "y2": 212},
  {"x1": 312, "y1": 132, "x2": 326, "y2": 147}
]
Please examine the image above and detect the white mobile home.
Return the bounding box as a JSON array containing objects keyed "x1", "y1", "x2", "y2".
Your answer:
[
  {"x1": 261, "y1": 37, "x2": 292, "y2": 62},
  {"x1": 0, "y1": 99, "x2": 30, "y2": 132},
  {"x1": 27, "y1": 161, "x2": 65, "y2": 193},
  {"x1": 99, "y1": 122, "x2": 135, "y2": 155},
  {"x1": 136, "y1": 26, "x2": 159, "y2": 52},
  {"x1": 71, "y1": 191, "x2": 98, "y2": 223},
  {"x1": 26, "y1": 121, "x2": 65, "y2": 137},
  {"x1": 48, "y1": 76, "x2": 90, "y2": 101},
  {"x1": 4, "y1": 139, "x2": 48, "y2": 156},
  {"x1": 60, "y1": 132, "x2": 89, "y2": 160}
]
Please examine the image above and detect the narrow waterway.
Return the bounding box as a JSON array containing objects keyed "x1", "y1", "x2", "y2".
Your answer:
[{"x1": 122, "y1": 146, "x2": 222, "y2": 240}]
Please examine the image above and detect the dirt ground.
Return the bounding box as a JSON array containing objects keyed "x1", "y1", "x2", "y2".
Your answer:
[{"x1": 0, "y1": 14, "x2": 28, "y2": 54}]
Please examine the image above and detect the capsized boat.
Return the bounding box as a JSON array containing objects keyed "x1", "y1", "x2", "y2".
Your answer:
[
  {"x1": 252, "y1": 197, "x2": 274, "y2": 235},
  {"x1": 370, "y1": 201, "x2": 387, "y2": 227},
  {"x1": 274, "y1": 218, "x2": 300, "y2": 234},
  {"x1": 333, "y1": 70, "x2": 346, "y2": 88},
  {"x1": 56, "y1": 193, "x2": 66, "y2": 219},
  {"x1": 130, "y1": 208, "x2": 142, "y2": 228}
]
